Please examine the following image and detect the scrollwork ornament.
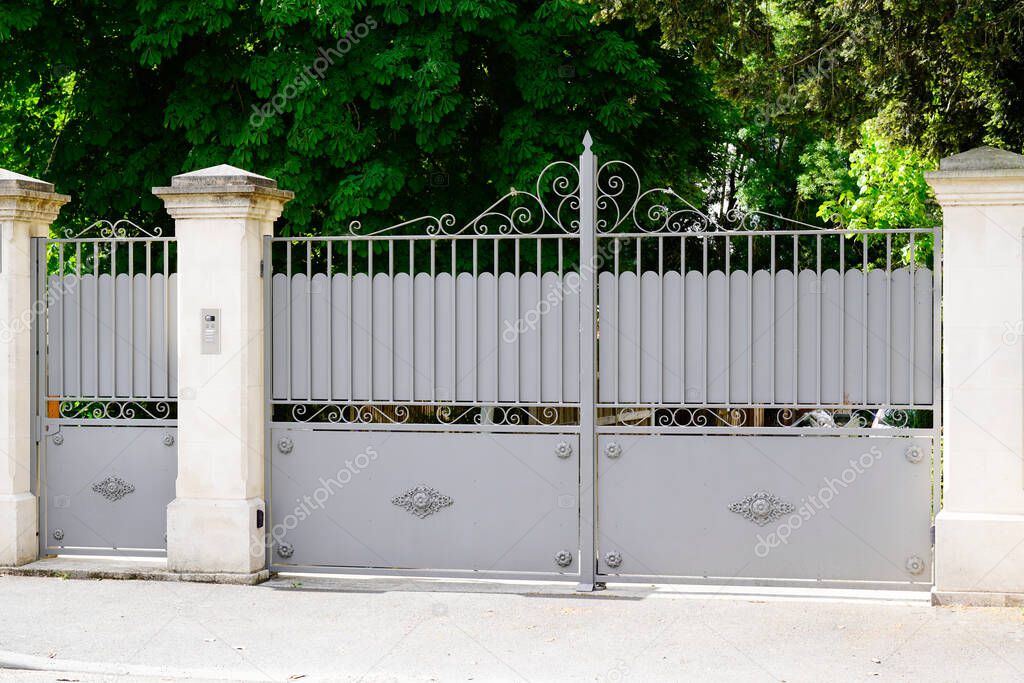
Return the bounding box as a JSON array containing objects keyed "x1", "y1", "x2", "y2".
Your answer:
[{"x1": 62, "y1": 219, "x2": 164, "y2": 240}]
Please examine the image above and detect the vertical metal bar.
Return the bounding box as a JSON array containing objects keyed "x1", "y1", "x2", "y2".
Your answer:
[
  {"x1": 75, "y1": 241, "x2": 82, "y2": 397},
  {"x1": 909, "y1": 234, "x2": 916, "y2": 405},
  {"x1": 514, "y1": 239, "x2": 520, "y2": 401},
  {"x1": 451, "y1": 240, "x2": 457, "y2": 401},
  {"x1": 163, "y1": 240, "x2": 169, "y2": 398},
  {"x1": 307, "y1": 241, "x2": 313, "y2": 401},
  {"x1": 613, "y1": 237, "x2": 620, "y2": 402},
  {"x1": 657, "y1": 236, "x2": 664, "y2": 403},
  {"x1": 792, "y1": 235, "x2": 797, "y2": 406},
  {"x1": 703, "y1": 236, "x2": 709, "y2": 403},
  {"x1": 680, "y1": 235, "x2": 686, "y2": 403},
  {"x1": 368, "y1": 240, "x2": 374, "y2": 400},
  {"x1": 473, "y1": 239, "x2": 479, "y2": 400},
  {"x1": 578, "y1": 133, "x2": 597, "y2": 590},
  {"x1": 144, "y1": 241, "x2": 151, "y2": 398},
  {"x1": 635, "y1": 237, "x2": 640, "y2": 402},
  {"x1": 58, "y1": 243, "x2": 65, "y2": 395},
  {"x1": 558, "y1": 237, "x2": 564, "y2": 405},
  {"x1": 493, "y1": 239, "x2": 499, "y2": 401},
  {"x1": 347, "y1": 241, "x2": 353, "y2": 401},
  {"x1": 327, "y1": 240, "x2": 333, "y2": 400},
  {"x1": 886, "y1": 233, "x2": 892, "y2": 406},
  {"x1": 408, "y1": 240, "x2": 414, "y2": 402},
  {"x1": 747, "y1": 234, "x2": 753, "y2": 404},
  {"x1": 94, "y1": 242, "x2": 100, "y2": 398},
  {"x1": 862, "y1": 233, "x2": 868, "y2": 405},
  {"x1": 839, "y1": 235, "x2": 844, "y2": 405},
  {"x1": 389, "y1": 239, "x2": 395, "y2": 402},
  {"x1": 285, "y1": 242, "x2": 292, "y2": 400},
  {"x1": 815, "y1": 235, "x2": 821, "y2": 406},
  {"x1": 769, "y1": 235, "x2": 775, "y2": 403},
  {"x1": 536, "y1": 238, "x2": 542, "y2": 400},
  {"x1": 725, "y1": 235, "x2": 731, "y2": 404},
  {"x1": 430, "y1": 240, "x2": 436, "y2": 402},
  {"x1": 128, "y1": 241, "x2": 134, "y2": 398}
]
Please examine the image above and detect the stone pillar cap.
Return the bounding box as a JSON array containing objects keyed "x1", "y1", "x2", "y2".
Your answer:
[
  {"x1": 0, "y1": 168, "x2": 61, "y2": 195},
  {"x1": 926, "y1": 146, "x2": 1024, "y2": 180},
  {"x1": 153, "y1": 164, "x2": 294, "y2": 201}
]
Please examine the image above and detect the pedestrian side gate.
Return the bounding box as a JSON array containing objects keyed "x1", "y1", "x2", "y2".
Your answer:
[
  {"x1": 34, "y1": 222, "x2": 178, "y2": 557},
  {"x1": 265, "y1": 135, "x2": 940, "y2": 590}
]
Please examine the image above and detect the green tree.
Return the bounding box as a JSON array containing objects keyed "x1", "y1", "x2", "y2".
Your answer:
[{"x1": 0, "y1": 0, "x2": 725, "y2": 236}]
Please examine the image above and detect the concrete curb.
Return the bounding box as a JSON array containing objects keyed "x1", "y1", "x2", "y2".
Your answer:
[
  {"x1": 0, "y1": 558, "x2": 271, "y2": 585},
  {"x1": 931, "y1": 590, "x2": 1024, "y2": 607}
]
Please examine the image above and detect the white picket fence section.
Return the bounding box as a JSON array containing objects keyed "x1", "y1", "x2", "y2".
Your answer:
[{"x1": 46, "y1": 274, "x2": 178, "y2": 398}]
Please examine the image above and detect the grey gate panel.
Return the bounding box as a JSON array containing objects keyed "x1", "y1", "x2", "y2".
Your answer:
[
  {"x1": 596, "y1": 434, "x2": 932, "y2": 587},
  {"x1": 269, "y1": 429, "x2": 579, "y2": 575},
  {"x1": 34, "y1": 222, "x2": 179, "y2": 557},
  {"x1": 263, "y1": 137, "x2": 941, "y2": 590},
  {"x1": 41, "y1": 426, "x2": 176, "y2": 554}
]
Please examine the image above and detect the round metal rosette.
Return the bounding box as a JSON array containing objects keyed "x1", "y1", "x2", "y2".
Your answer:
[
  {"x1": 554, "y1": 441, "x2": 573, "y2": 459},
  {"x1": 905, "y1": 555, "x2": 926, "y2": 576},
  {"x1": 52, "y1": 433, "x2": 64, "y2": 446},
  {"x1": 277, "y1": 542, "x2": 294, "y2": 559},
  {"x1": 604, "y1": 441, "x2": 622, "y2": 458},
  {"x1": 554, "y1": 549, "x2": 574, "y2": 568},
  {"x1": 277, "y1": 436, "x2": 294, "y2": 454},
  {"x1": 905, "y1": 445, "x2": 924, "y2": 464},
  {"x1": 604, "y1": 551, "x2": 623, "y2": 569},
  {"x1": 52, "y1": 528, "x2": 64, "y2": 542},
  {"x1": 162, "y1": 433, "x2": 175, "y2": 447}
]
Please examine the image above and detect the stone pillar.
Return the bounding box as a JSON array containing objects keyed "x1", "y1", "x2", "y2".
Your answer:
[
  {"x1": 926, "y1": 146, "x2": 1024, "y2": 603},
  {"x1": 0, "y1": 170, "x2": 69, "y2": 566},
  {"x1": 153, "y1": 166, "x2": 291, "y2": 577}
]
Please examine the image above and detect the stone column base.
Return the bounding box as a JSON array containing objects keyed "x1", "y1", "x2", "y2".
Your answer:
[
  {"x1": 167, "y1": 497, "x2": 265, "y2": 574},
  {"x1": 935, "y1": 510, "x2": 1024, "y2": 595},
  {"x1": 0, "y1": 492, "x2": 37, "y2": 567}
]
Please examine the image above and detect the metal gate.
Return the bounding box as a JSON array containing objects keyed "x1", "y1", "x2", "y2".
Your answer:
[
  {"x1": 265, "y1": 135, "x2": 939, "y2": 589},
  {"x1": 34, "y1": 222, "x2": 178, "y2": 557}
]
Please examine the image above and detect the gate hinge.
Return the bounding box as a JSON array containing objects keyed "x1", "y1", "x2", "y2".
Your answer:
[
  {"x1": 259, "y1": 259, "x2": 264, "y2": 278},
  {"x1": 33, "y1": 415, "x2": 41, "y2": 444}
]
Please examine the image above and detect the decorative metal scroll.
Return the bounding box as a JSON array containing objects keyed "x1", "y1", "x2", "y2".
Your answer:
[
  {"x1": 601, "y1": 405, "x2": 921, "y2": 430},
  {"x1": 596, "y1": 159, "x2": 834, "y2": 234},
  {"x1": 61, "y1": 219, "x2": 165, "y2": 240},
  {"x1": 283, "y1": 403, "x2": 576, "y2": 427},
  {"x1": 347, "y1": 161, "x2": 580, "y2": 237},
  {"x1": 59, "y1": 400, "x2": 174, "y2": 421}
]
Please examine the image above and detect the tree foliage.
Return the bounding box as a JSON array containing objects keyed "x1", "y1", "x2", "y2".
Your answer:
[{"x1": 0, "y1": 0, "x2": 724, "y2": 235}]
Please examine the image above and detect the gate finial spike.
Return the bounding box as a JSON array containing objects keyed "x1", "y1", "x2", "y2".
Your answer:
[{"x1": 583, "y1": 131, "x2": 593, "y2": 151}]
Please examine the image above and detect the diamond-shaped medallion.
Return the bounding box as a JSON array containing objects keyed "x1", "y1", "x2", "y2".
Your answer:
[
  {"x1": 728, "y1": 490, "x2": 794, "y2": 526},
  {"x1": 392, "y1": 486, "x2": 454, "y2": 519},
  {"x1": 92, "y1": 476, "x2": 135, "y2": 502}
]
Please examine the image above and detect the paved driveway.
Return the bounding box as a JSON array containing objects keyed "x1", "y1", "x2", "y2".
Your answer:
[{"x1": 0, "y1": 574, "x2": 1022, "y2": 682}]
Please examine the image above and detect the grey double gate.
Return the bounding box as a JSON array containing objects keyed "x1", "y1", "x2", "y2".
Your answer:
[
  {"x1": 34, "y1": 223, "x2": 178, "y2": 557},
  {"x1": 266, "y1": 136, "x2": 940, "y2": 590}
]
